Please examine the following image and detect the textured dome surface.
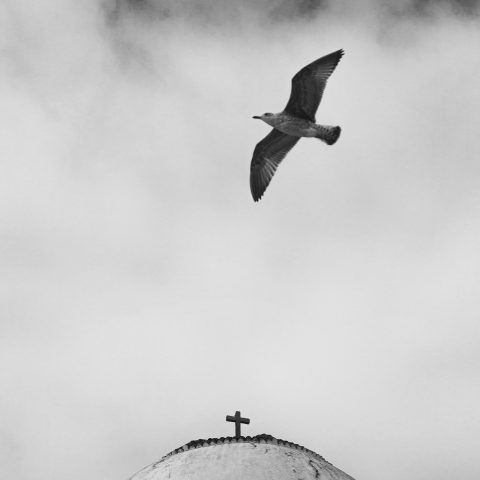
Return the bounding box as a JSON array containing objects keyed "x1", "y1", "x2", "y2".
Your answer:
[{"x1": 129, "y1": 435, "x2": 356, "y2": 480}]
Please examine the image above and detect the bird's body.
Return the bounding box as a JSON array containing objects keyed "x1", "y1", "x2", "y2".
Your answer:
[
  {"x1": 256, "y1": 112, "x2": 341, "y2": 143},
  {"x1": 258, "y1": 112, "x2": 317, "y2": 137},
  {"x1": 259, "y1": 113, "x2": 317, "y2": 137},
  {"x1": 250, "y1": 49, "x2": 344, "y2": 201}
]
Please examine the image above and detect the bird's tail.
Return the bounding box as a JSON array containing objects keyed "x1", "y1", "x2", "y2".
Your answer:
[{"x1": 315, "y1": 125, "x2": 341, "y2": 145}]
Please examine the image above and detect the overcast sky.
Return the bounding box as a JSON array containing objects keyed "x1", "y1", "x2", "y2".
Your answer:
[{"x1": 1, "y1": 1, "x2": 480, "y2": 480}]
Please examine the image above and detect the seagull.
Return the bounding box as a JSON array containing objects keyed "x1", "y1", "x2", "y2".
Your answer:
[{"x1": 250, "y1": 49, "x2": 344, "y2": 202}]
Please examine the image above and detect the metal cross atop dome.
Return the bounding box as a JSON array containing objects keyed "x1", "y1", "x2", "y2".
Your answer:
[{"x1": 226, "y1": 410, "x2": 250, "y2": 438}]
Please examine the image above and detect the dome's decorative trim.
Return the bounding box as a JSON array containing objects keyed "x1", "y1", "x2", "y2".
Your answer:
[{"x1": 155, "y1": 434, "x2": 329, "y2": 465}]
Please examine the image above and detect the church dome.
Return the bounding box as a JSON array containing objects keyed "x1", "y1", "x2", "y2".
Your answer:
[{"x1": 129, "y1": 434, "x2": 356, "y2": 480}]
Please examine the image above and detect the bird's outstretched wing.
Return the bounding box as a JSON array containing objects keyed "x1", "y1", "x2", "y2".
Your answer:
[
  {"x1": 250, "y1": 128, "x2": 300, "y2": 202},
  {"x1": 284, "y1": 49, "x2": 344, "y2": 123}
]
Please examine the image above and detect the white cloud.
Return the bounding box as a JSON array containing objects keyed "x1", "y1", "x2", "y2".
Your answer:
[{"x1": 1, "y1": 2, "x2": 480, "y2": 480}]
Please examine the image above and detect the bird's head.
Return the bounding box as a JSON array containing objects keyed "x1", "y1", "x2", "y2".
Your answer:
[{"x1": 252, "y1": 112, "x2": 278, "y2": 126}]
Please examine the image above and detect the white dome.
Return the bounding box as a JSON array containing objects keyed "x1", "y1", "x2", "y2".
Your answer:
[{"x1": 129, "y1": 435, "x2": 356, "y2": 480}]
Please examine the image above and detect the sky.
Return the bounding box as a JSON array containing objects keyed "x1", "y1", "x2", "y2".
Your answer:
[{"x1": 1, "y1": 1, "x2": 480, "y2": 479}]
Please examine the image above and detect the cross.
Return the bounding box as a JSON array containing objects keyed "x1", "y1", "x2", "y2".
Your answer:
[{"x1": 226, "y1": 410, "x2": 250, "y2": 438}]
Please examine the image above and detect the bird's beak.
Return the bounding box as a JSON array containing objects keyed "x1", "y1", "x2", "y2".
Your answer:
[{"x1": 252, "y1": 116, "x2": 261, "y2": 119}]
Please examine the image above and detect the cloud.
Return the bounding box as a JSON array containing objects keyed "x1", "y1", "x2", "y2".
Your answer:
[
  {"x1": 109, "y1": 0, "x2": 480, "y2": 25},
  {"x1": 1, "y1": 2, "x2": 480, "y2": 480}
]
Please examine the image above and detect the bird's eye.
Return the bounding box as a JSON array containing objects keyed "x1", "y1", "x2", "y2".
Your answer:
[{"x1": 265, "y1": 113, "x2": 272, "y2": 116}]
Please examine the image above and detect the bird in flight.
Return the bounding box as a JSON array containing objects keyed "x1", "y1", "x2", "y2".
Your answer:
[{"x1": 250, "y1": 49, "x2": 344, "y2": 202}]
